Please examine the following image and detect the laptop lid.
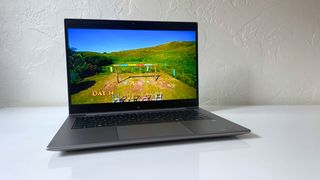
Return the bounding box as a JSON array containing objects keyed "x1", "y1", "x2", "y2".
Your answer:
[{"x1": 64, "y1": 19, "x2": 199, "y2": 114}]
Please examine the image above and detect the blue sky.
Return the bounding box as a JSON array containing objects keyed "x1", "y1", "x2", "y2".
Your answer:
[{"x1": 68, "y1": 28, "x2": 196, "y2": 53}]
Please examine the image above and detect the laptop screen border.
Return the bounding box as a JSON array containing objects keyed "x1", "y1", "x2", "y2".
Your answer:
[{"x1": 64, "y1": 19, "x2": 199, "y2": 114}]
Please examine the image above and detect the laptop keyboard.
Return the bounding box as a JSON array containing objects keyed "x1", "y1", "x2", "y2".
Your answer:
[{"x1": 72, "y1": 109, "x2": 210, "y2": 129}]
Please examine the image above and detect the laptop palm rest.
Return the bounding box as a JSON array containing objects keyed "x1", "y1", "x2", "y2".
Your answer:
[{"x1": 117, "y1": 122, "x2": 193, "y2": 140}]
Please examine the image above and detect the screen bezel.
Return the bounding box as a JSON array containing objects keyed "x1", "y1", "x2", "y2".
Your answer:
[{"x1": 64, "y1": 19, "x2": 199, "y2": 114}]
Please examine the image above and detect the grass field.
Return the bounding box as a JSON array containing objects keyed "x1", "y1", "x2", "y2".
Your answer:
[
  {"x1": 71, "y1": 71, "x2": 196, "y2": 104},
  {"x1": 69, "y1": 41, "x2": 197, "y2": 104}
]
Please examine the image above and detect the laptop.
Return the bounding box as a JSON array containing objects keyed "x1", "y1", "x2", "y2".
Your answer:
[{"x1": 47, "y1": 19, "x2": 250, "y2": 151}]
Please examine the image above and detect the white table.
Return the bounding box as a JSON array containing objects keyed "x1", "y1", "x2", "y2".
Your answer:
[{"x1": 1, "y1": 106, "x2": 319, "y2": 180}]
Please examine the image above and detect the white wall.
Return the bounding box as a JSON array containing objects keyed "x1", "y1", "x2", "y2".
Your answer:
[{"x1": 1, "y1": 0, "x2": 320, "y2": 107}]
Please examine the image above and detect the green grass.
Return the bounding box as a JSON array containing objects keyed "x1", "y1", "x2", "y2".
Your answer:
[
  {"x1": 104, "y1": 41, "x2": 196, "y2": 87},
  {"x1": 70, "y1": 41, "x2": 197, "y2": 104}
]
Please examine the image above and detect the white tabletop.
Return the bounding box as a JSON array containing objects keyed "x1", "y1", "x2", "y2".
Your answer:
[{"x1": 1, "y1": 106, "x2": 319, "y2": 180}]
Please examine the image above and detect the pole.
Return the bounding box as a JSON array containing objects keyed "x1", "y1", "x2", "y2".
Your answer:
[{"x1": 116, "y1": 66, "x2": 119, "y2": 83}]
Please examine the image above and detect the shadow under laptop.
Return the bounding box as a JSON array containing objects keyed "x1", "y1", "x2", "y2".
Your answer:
[{"x1": 48, "y1": 133, "x2": 259, "y2": 180}]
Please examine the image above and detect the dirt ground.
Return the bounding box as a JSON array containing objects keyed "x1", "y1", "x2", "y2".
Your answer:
[{"x1": 71, "y1": 72, "x2": 196, "y2": 104}]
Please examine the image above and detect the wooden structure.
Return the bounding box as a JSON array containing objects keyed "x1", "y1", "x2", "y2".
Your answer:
[{"x1": 112, "y1": 64, "x2": 158, "y2": 83}]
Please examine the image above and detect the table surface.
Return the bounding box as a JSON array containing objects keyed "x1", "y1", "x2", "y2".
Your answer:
[{"x1": 1, "y1": 106, "x2": 320, "y2": 180}]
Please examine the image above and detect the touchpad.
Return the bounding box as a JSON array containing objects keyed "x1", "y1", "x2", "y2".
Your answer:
[{"x1": 117, "y1": 122, "x2": 193, "y2": 140}]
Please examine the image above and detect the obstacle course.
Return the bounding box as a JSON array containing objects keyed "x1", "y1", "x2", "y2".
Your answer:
[
  {"x1": 110, "y1": 63, "x2": 160, "y2": 83},
  {"x1": 107, "y1": 63, "x2": 164, "y2": 102}
]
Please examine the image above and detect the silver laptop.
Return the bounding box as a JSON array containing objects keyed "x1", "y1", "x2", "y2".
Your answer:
[{"x1": 47, "y1": 19, "x2": 250, "y2": 151}]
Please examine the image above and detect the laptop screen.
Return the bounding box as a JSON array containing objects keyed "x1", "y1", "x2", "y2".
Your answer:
[{"x1": 66, "y1": 25, "x2": 197, "y2": 105}]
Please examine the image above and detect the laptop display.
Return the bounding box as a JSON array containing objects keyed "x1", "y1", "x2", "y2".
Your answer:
[{"x1": 67, "y1": 28, "x2": 197, "y2": 105}]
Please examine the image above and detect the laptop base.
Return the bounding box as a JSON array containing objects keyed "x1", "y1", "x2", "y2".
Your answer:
[{"x1": 47, "y1": 107, "x2": 250, "y2": 151}]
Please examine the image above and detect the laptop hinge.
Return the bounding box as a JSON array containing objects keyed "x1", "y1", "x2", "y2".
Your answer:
[{"x1": 70, "y1": 106, "x2": 198, "y2": 116}]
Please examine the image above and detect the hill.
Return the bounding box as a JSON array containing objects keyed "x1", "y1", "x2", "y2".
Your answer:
[
  {"x1": 104, "y1": 41, "x2": 197, "y2": 87},
  {"x1": 69, "y1": 41, "x2": 197, "y2": 88}
]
